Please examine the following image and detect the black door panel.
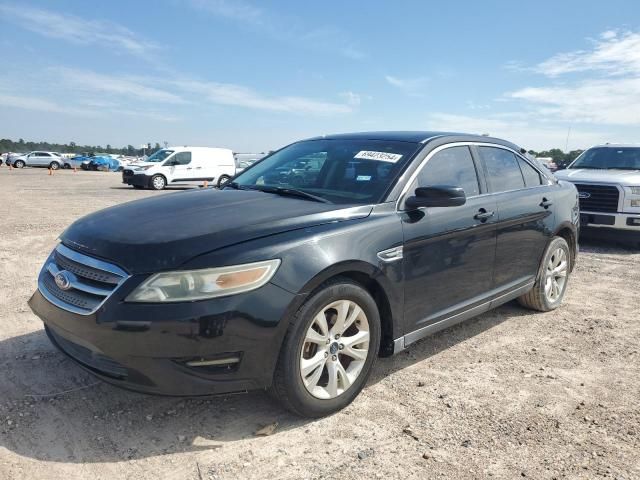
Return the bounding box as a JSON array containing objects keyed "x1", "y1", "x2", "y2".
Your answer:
[
  {"x1": 402, "y1": 196, "x2": 498, "y2": 328},
  {"x1": 492, "y1": 189, "x2": 554, "y2": 287}
]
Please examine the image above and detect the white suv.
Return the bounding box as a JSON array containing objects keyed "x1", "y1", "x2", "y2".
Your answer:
[{"x1": 555, "y1": 144, "x2": 640, "y2": 241}]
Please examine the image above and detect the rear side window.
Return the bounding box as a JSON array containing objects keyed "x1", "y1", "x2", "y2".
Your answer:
[
  {"x1": 39, "y1": 152, "x2": 51, "y2": 157},
  {"x1": 172, "y1": 152, "x2": 191, "y2": 165},
  {"x1": 518, "y1": 158, "x2": 543, "y2": 187},
  {"x1": 416, "y1": 146, "x2": 480, "y2": 196},
  {"x1": 479, "y1": 147, "x2": 524, "y2": 192}
]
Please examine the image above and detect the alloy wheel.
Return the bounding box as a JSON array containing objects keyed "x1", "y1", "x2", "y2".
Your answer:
[
  {"x1": 300, "y1": 299, "x2": 370, "y2": 400},
  {"x1": 544, "y1": 247, "x2": 568, "y2": 302}
]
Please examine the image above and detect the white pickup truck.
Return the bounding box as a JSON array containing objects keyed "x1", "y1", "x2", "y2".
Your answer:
[{"x1": 555, "y1": 144, "x2": 640, "y2": 243}]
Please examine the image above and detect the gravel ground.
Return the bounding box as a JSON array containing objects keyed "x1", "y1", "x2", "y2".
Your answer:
[{"x1": 0, "y1": 167, "x2": 638, "y2": 480}]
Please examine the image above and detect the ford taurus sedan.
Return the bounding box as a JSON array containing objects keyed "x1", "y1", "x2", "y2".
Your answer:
[{"x1": 29, "y1": 131, "x2": 579, "y2": 417}]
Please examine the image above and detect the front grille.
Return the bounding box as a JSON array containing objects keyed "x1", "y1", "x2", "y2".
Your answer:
[
  {"x1": 38, "y1": 244, "x2": 129, "y2": 315},
  {"x1": 47, "y1": 326, "x2": 127, "y2": 378},
  {"x1": 574, "y1": 183, "x2": 620, "y2": 213}
]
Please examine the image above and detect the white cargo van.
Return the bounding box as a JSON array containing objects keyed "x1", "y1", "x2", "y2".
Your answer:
[{"x1": 122, "y1": 146, "x2": 236, "y2": 190}]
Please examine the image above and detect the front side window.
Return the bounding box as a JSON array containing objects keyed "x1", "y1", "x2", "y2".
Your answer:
[
  {"x1": 232, "y1": 139, "x2": 421, "y2": 204},
  {"x1": 168, "y1": 152, "x2": 191, "y2": 165},
  {"x1": 570, "y1": 147, "x2": 640, "y2": 170},
  {"x1": 479, "y1": 147, "x2": 525, "y2": 193},
  {"x1": 415, "y1": 146, "x2": 480, "y2": 196}
]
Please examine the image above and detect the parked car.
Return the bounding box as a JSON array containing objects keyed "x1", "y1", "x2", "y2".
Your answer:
[
  {"x1": 234, "y1": 152, "x2": 267, "y2": 174},
  {"x1": 29, "y1": 131, "x2": 579, "y2": 417},
  {"x1": 122, "y1": 146, "x2": 236, "y2": 190},
  {"x1": 554, "y1": 144, "x2": 640, "y2": 242},
  {"x1": 7, "y1": 151, "x2": 64, "y2": 169}
]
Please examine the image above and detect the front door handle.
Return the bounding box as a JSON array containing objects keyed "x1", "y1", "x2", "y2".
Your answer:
[
  {"x1": 540, "y1": 197, "x2": 553, "y2": 209},
  {"x1": 474, "y1": 208, "x2": 495, "y2": 222},
  {"x1": 186, "y1": 167, "x2": 193, "y2": 170}
]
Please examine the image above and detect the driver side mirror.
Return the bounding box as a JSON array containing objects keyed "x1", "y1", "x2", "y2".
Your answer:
[{"x1": 405, "y1": 185, "x2": 466, "y2": 209}]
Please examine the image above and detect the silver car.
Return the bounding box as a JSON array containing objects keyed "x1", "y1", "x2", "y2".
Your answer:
[{"x1": 8, "y1": 151, "x2": 64, "y2": 169}]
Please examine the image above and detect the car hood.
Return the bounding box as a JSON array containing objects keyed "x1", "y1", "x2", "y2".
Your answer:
[
  {"x1": 61, "y1": 189, "x2": 372, "y2": 273},
  {"x1": 555, "y1": 168, "x2": 640, "y2": 185}
]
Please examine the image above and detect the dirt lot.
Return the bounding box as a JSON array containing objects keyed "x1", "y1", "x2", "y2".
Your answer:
[{"x1": 0, "y1": 167, "x2": 638, "y2": 480}]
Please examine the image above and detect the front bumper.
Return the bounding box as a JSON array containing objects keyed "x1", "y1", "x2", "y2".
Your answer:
[
  {"x1": 122, "y1": 172, "x2": 150, "y2": 187},
  {"x1": 580, "y1": 210, "x2": 640, "y2": 232},
  {"x1": 28, "y1": 282, "x2": 301, "y2": 396}
]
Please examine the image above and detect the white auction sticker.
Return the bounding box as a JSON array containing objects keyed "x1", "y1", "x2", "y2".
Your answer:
[{"x1": 354, "y1": 151, "x2": 403, "y2": 163}]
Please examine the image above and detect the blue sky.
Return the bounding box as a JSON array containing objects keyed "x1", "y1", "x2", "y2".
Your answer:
[{"x1": 1, "y1": 0, "x2": 639, "y2": 152}]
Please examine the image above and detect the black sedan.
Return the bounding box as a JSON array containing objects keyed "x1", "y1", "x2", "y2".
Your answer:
[{"x1": 29, "y1": 131, "x2": 579, "y2": 417}]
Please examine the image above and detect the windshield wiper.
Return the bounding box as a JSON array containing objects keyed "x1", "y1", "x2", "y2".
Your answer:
[
  {"x1": 224, "y1": 181, "x2": 251, "y2": 190},
  {"x1": 252, "y1": 185, "x2": 332, "y2": 204}
]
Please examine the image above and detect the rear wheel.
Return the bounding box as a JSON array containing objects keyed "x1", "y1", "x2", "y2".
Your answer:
[
  {"x1": 14, "y1": 160, "x2": 25, "y2": 168},
  {"x1": 217, "y1": 174, "x2": 231, "y2": 187},
  {"x1": 518, "y1": 236, "x2": 571, "y2": 312},
  {"x1": 49, "y1": 161, "x2": 60, "y2": 170},
  {"x1": 271, "y1": 279, "x2": 381, "y2": 417},
  {"x1": 150, "y1": 175, "x2": 166, "y2": 190}
]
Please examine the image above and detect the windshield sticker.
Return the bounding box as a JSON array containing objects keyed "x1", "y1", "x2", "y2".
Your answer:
[
  {"x1": 356, "y1": 175, "x2": 372, "y2": 181},
  {"x1": 354, "y1": 151, "x2": 403, "y2": 163}
]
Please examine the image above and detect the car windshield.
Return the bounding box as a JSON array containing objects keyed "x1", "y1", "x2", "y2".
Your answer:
[
  {"x1": 230, "y1": 139, "x2": 421, "y2": 204},
  {"x1": 570, "y1": 147, "x2": 640, "y2": 170},
  {"x1": 146, "y1": 149, "x2": 175, "y2": 163}
]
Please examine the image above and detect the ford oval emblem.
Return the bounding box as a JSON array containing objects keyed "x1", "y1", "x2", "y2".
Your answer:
[
  {"x1": 578, "y1": 191, "x2": 591, "y2": 199},
  {"x1": 54, "y1": 270, "x2": 72, "y2": 291}
]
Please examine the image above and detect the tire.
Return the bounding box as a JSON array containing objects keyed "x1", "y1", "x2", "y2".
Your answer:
[
  {"x1": 63, "y1": 163, "x2": 71, "y2": 170},
  {"x1": 217, "y1": 174, "x2": 231, "y2": 188},
  {"x1": 49, "y1": 161, "x2": 60, "y2": 170},
  {"x1": 518, "y1": 236, "x2": 571, "y2": 312},
  {"x1": 150, "y1": 174, "x2": 166, "y2": 190},
  {"x1": 271, "y1": 278, "x2": 381, "y2": 418},
  {"x1": 14, "y1": 160, "x2": 25, "y2": 168}
]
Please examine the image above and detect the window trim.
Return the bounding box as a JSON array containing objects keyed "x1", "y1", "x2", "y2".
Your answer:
[{"x1": 396, "y1": 142, "x2": 553, "y2": 211}]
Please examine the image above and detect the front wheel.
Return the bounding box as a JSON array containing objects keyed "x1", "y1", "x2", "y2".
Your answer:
[
  {"x1": 150, "y1": 175, "x2": 166, "y2": 190},
  {"x1": 271, "y1": 279, "x2": 381, "y2": 417},
  {"x1": 14, "y1": 160, "x2": 25, "y2": 168},
  {"x1": 518, "y1": 236, "x2": 571, "y2": 312},
  {"x1": 217, "y1": 174, "x2": 231, "y2": 188}
]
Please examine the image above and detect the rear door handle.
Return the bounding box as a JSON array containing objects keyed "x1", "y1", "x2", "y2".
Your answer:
[
  {"x1": 540, "y1": 197, "x2": 553, "y2": 209},
  {"x1": 474, "y1": 208, "x2": 495, "y2": 222}
]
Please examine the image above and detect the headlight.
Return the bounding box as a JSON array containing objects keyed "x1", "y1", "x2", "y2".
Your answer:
[
  {"x1": 631, "y1": 199, "x2": 640, "y2": 207},
  {"x1": 125, "y1": 259, "x2": 281, "y2": 302},
  {"x1": 629, "y1": 186, "x2": 640, "y2": 195}
]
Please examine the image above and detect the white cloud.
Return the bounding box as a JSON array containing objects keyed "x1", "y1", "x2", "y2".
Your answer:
[
  {"x1": 340, "y1": 91, "x2": 363, "y2": 106},
  {"x1": 53, "y1": 68, "x2": 185, "y2": 104},
  {"x1": 536, "y1": 30, "x2": 640, "y2": 77},
  {"x1": 0, "y1": 3, "x2": 158, "y2": 57},
  {"x1": 425, "y1": 113, "x2": 609, "y2": 151},
  {"x1": 0, "y1": 93, "x2": 98, "y2": 117},
  {"x1": 186, "y1": 0, "x2": 366, "y2": 60},
  {"x1": 172, "y1": 79, "x2": 353, "y2": 114},
  {"x1": 506, "y1": 30, "x2": 640, "y2": 126},
  {"x1": 385, "y1": 75, "x2": 428, "y2": 97}
]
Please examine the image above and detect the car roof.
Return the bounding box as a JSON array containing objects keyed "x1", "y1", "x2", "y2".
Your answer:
[
  {"x1": 589, "y1": 143, "x2": 640, "y2": 149},
  {"x1": 303, "y1": 131, "x2": 524, "y2": 151}
]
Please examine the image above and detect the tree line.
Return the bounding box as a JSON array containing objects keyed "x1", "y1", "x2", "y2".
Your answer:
[
  {"x1": 0, "y1": 138, "x2": 166, "y2": 157},
  {"x1": 527, "y1": 148, "x2": 584, "y2": 169}
]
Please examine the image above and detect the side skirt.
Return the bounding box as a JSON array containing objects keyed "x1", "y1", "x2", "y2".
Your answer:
[{"x1": 392, "y1": 280, "x2": 534, "y2": 354}]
